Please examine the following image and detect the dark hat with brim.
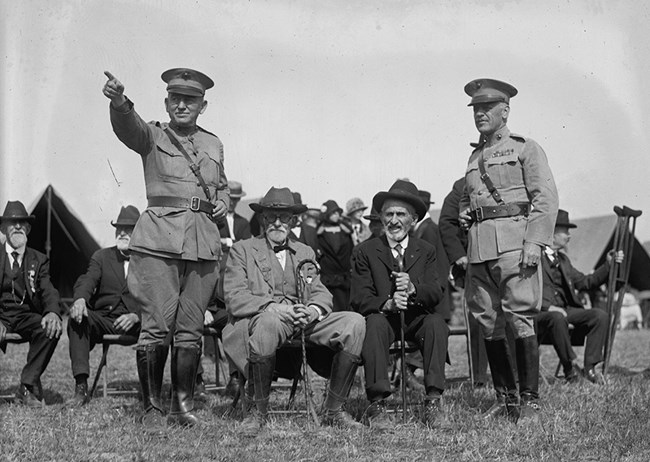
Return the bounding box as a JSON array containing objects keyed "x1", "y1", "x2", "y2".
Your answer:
[
  {"x1": 555, "y1": 209, "x2": 577, "y2": 229},
  {"x1": 363, "y1": 207, "x2": 382, "y2": 223},
  {"x1": 464, "y1": 78, "x2": 518, "y2": 106},
  {"x1": 372, "y1": 180, "x2": 427, "y2": 222},
  {"x1": 111, "y1": 205, "x2": 141, "y2": 227},
  {"x1": 161, "y1": 68, "x2": 214, "y2": 97},
  {"x1": 418, "y1": 190, "x2": 435, "y2": 205},
  {"x1": 0, "y1": 201, "x2": 35, "y2": 223},
  {"x1": 321, "y1": 200, "x2": 343, "y2": 219},
  {"x1": 250, "y1": 187, "x2": 308, "y2": 214},
  {"x1": 228, "y1": 180, "x2": 246, "y2": 199}
]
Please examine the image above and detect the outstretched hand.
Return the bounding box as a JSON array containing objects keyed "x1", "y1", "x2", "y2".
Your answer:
[{"x1": 102, "y1": 71, "x2": 126, "y2": 107}]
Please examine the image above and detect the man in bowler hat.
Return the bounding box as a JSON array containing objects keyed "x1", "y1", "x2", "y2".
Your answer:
[
  {"x1": 103, "y1": 68, "x2": 230, "y2": 427},
  {"x1": 350, "y1": 180, "x2": 449, "y2": 430},
  {"x1": 0, "y1": 201, "x2": 62, "y2": 406},
  {"x1": 67, "y1": 205, "x2": 142, "y2": 406},
  {"x1": 222, "y1": 187, "x2": 365, "y2": 435},
  {"x1": 459, "y1": 79, "x2": 559, "y2": 423},
  {"x1": 535, "y1": 209, "x2": 623, "y2": 384}
]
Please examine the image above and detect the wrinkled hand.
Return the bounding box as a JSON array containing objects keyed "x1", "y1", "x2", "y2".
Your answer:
[
  {"x1": 0, "y1": 322, "x2": 6, "y2": 343},
  {"x1": 103, "y1": 71, "x2": 126, "y2": 107},
  {"x1": 393, "y1": 291, "x2": 409, "y2": 311},
  {"x1": 521, "y1": 242, "x2": 542, "y2": 268},
  {"x1": 41, "y1": 313, "x2": 62, "y2": 339},
  {"x1": 114, "y1": 313, "x2": 139, "y2": 332},
  {"x1": 607, "y1": 250, "x2": 624, "y2": 264},
  {"x1": 459, "y1": 208, "x2": 473, "y2": 231},
  {"x1": 455, "y1": 256, "x2": 468, "y2": 271},
  {"x1": 211, "y1": 200, "x2": 228, "y2": 221},
  {"x1": 293, "y1": 304, "x2": 319, "y2": 328},
  {"x1": 548, "y1": 305, "x2": 567, "y2": 317},
  {"x1": 267, "y1": 303, "x2": 300, "y2": 325},
  {"x1": 391, "y1": 271, "x2": 415, "y2": 296},
  {"x1": 204, "y1": 310, "x2": 215, "y2": 326},
  {"x1": 70, "y1": 298, "x2": 88, "y2": 324}
]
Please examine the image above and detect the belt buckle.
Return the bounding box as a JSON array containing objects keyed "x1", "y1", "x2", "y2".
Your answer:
[
  {"x1": 190, "y1": 196, "x2": 200, "y2": 212},
  {"x1": 474, "y1": 207, "x2": 484, "y2": 222}
]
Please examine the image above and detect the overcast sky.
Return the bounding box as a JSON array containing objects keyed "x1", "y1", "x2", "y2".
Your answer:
[{"x1": 2, "y1": 0, "x2": 649, "y2": 247}]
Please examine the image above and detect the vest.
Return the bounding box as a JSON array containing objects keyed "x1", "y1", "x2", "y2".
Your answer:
[
  {"x1": 268, "y1": 249, "x2": 299, "y2": 305},
  {"x1": 1, "y1": 256, "x2": 27, "y2": 309}
]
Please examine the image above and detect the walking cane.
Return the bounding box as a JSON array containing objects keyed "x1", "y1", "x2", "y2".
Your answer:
[
  {"x1": 602, "y1": 205, "x2": 642, "y2": 376},
  {"x1": 394, "y1": 253, "x2": 408, "y2": 421},
  {"x1": 296, "y1": 259, "x2": 321, "y2": 426}
]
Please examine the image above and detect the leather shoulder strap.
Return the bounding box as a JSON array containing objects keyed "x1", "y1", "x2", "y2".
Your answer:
[
  {"x1": 163, "y1": 128, "x2": 211, "y2": 201},
  {"x1": 477, "y1": 153, "x2": 505, "y2": 205}
]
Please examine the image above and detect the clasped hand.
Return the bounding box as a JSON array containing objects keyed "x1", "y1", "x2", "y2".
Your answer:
[{"x1": 268, "y1": 303, "x2": 319, "y2": 327}]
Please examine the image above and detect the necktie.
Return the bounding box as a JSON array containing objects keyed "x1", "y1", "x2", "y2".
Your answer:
[
  {"x1": 11, "y1": 251, "x2": 20, "y2": 272},
  {"x1": 394, "y1": 243, "x2": 404, "y2": 271},
  {"x1": 273, "y1": 243, "x2": 296, "y2": 254}
]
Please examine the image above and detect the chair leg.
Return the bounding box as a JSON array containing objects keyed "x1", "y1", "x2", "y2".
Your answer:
[
  {"x1": 90, "y1": 343, "x2": 110, "y2": 398},
  {"x1": 462, "y1": 296, "x2": 475, "y2": 387},
  {"x1": 287, "y1": 373, "x2": 301, "y2": 409}
]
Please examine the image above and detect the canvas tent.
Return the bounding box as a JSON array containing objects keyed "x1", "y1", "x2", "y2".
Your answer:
[{"x1": 25, "y1": 185, "x2": 100, "y2": 303}]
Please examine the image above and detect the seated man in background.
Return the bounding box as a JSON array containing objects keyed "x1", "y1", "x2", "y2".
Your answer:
[
  {"x1": 351, "y1": 180, "x2": 449, "y2": 430},
  {"x1": 67, "y1": 206, "x2": 142, "y2": 406},
  {"x1": 536, "y1": 209, "x2": 623, "y2": 384},
  {"x1": 223, "y1": 187, "x2": 365, "y2": 436},
  {"x1": 0, "y1": 201, "x2": 62, "y2": 406}
]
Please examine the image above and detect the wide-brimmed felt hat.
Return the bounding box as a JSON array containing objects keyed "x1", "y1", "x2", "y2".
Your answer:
[
  {"x1": 320, "y1": 200, "x2": 343, "y2": 219},
  {"x1": 418, "y1": 190, "x2": 435, "y2": 205},
  {"x1": 111, "y1": 205, "x2": 140, "y2": 227},
  {"x1": 363, "y1": 207, "x2": 382, "y2": 223},
  {"x1": 249, "y1": 187, "x2": 308, "y2": 214},
  {"x1": 345, "y1": 197, "x2": 368, "y2": 216},
  {"x1": 228, "y1": 181, "x2": 246, "y2": 199},
  {"x1": 555, "y1": 209, "x2": 577, "y2": 229},
  {"x1": 372, "y1": 180, "x2": 427, "y2": 222},
  {"x1": 0, "y1": 201, "x2": 35, "y2": 223}
]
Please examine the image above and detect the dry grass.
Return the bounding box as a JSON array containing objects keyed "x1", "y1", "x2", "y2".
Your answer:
[{"x1": 2, "y1": 320, "x2": 650, "y2": 461}]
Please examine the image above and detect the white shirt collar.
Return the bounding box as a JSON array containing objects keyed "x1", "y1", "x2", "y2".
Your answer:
[
  {"x1": 6, "y1": 242, "x2": 25, "y2": 257},
  {"x1": 386, "y1": 235, "x2": 409, "y2": 251}
]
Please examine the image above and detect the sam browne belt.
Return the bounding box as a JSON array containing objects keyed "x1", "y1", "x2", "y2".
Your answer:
[
  {"x1": 148, "y1": 196, "x2": 214, "y2": 215},
  {"x1": 469, "y1": 202, "x2": 530, "y2": 223}
]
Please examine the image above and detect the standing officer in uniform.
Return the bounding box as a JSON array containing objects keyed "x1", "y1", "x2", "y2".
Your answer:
[
  {"x1": 103, "y1": 68, "x2": 229, "y2": 427},
  {"x1": 459, "y1": 79, "x2": 558, "y2": 423}
]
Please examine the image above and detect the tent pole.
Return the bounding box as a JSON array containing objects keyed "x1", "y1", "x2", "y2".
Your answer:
[{"x1": 46, "y1": 185, "x2": 52, "y2": 258}]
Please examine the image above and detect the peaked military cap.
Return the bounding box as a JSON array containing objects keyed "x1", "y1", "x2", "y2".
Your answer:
[
  {"x1": 161, "y1": 68, "x2": 214, "y2": 97},
  {"x1": 464, "y1": 78, "x2": 518, "y2": 106}
]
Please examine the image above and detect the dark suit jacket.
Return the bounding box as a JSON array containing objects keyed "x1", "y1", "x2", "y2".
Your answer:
[
  {"x1": 0, "y1": 247, "x2": 62, "y2": 317},
  {"x1": 438, "y1": 177, "x2": 468, "y2": 264},
  {"x1": 73, "y1": 247, "x2": 139, "y2": 316},
  {"x1": 350, "y1": 235, "x2": 448, "y2": 320},
  {"x1": 218, "y1": 213, "x2": 252, "y2": 241},
  {"x1": 541, "y1": 251, "x2": 609, "y2": 311}
]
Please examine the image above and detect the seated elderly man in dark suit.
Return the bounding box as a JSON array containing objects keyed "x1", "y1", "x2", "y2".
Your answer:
[
  {"x1": 536, "y1": 209, "x2": 623, "y2": 384},
  {"x1": 67, "y1": 206, "x2": 142, "y2": 406},
  {"x1": 351, "y1": 180, "x2": 449, "y2": 430},
  {"x1": 0, "y1": 201, "x2": 63, "y2": 406},
  {"x1": 223, "y1": 187, "x2": 365, "y2": 436}
]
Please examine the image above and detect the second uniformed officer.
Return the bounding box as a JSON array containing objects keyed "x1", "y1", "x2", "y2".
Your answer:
[
  {"x1": 103, "y1": 68, "x2": 229, "y2": 428},
  {"x1": 459, "y1": 79, "x2": 558, "y2": 423}
]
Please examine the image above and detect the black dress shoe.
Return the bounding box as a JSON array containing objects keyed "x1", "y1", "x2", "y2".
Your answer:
[
  {"x1": 68, "y1": 382, "x2": 90, "y2": 407},
  {"x1": 366, "y1": 400, "x2": 393, "y2": 432},
  {"x1": 16, "y1": 384, "x2": 44, "y2": 407},
  {"x1": 585, "y1": 367, "x2": 605, "y2": 385}
]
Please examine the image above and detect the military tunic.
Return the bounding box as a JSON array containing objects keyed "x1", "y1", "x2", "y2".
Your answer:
[
  {"x1": 109, "y1": 100, "x2": 229, "y2": 346},
  {"x1": 460, "y1": 126, "x2": 558, "y2": 339}
]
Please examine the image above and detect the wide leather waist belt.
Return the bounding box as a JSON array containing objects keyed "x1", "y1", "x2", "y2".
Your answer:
[
  {"x1": 469, "y1": 202, "x2": 530, "y2": 222},
  {"x1": 147, "y1": 196, "x2": 214, "y2": 214}
]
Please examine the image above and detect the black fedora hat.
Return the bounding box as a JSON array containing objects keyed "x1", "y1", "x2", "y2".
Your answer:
[
  {"x1": 0, "y1": 201, "x2": 35, "y2": 223},
  {"x1": 249, "y1": 187, "x2": 308, "y2": 214},
  {"x1": 111, "y1": 205, "x2": 141, "y2": 227},
  {"x1": 555, "y1": 209, "x2": 577, "y2": 229},
  {"x1": 372, "y1": 180, "x2": 427, "y2": 222}
]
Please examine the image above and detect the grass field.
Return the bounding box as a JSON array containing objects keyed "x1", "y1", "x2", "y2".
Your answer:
[{"x1": 1, "y1": 319, "x2": 650, "y2": 462}]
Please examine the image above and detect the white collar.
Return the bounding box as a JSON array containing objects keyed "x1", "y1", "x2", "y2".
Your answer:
[
  {"x1": 387, "y1": 235, "x2": 409, "y2": 250},
  {"x1": 5, "y1": 242, "x2": 26, "y2": 257}
]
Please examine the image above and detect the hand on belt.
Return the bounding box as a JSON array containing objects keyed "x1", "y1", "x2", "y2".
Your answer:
[
  {"x1": 469, "y1": 202, "x2": 530, "y2": 223},
  {"x1": 147, "y1": 196, "x2": 214, "y2": 214}
]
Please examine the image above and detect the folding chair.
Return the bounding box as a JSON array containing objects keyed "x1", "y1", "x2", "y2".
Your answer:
[
  {"x1": 538, "y1": 323, "x2": 586, "y2": 378},
  {"x1": 0, "y1": 333, "x2": 29, "y2": 401},
  {"x1": 90, "y1": 334, "x2": 139, "y2": 398}
]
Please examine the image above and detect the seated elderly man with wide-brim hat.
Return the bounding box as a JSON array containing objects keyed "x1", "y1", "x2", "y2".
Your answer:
[
  {"x1": 222, "y1": 187, "x2": 366, "y2": 436},
  {"x1": 350, "y1": 180, "x2": 450, "y2": 430}
]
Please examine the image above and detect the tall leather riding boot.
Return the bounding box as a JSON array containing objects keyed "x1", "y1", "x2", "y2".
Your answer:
[
  {"x1": 515, "y1": 336, "x2": 541, "y2": 424},
  {"x1": 168, "y1": 346, "x2": 201, "y2": 427},
  {"x1": 484, "y1": 339, "x2": 519, "y2": 422},
  {"x1": 136, "y1": 344, "x2": 168, "y2": 427},
  {"x1": 321, "y1": 351, "x2": 362, "y2": 429},
  {"x1": 241, "y1": 354, "x2": 275, "y2": 437}
]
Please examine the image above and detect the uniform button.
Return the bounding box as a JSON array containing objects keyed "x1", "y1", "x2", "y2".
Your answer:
[
  {"x1": 478, "y1": 191, "x2": 483, "y2": 195},
  {"x1": 283, "y1": 281, "x2": 287, "y2": 285},
  {"x1": 268, "y1": 289, "x2": 272, "y2": 294}
]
